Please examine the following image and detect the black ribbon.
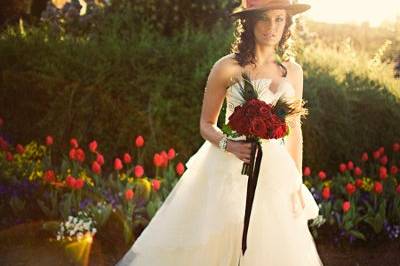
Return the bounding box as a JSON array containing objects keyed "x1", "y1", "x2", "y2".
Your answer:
[{"x1": 238, "y1": 138, "x2": 263, "y2": 265}]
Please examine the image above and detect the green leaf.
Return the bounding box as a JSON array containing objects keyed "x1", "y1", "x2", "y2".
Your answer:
[{"x1": 349, "y1": 230, "x2": 366, "y2": 241}]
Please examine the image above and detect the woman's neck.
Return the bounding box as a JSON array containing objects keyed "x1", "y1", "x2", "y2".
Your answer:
[{"x1": 254, "y1": 45, "x2": 276, "y2": 66}]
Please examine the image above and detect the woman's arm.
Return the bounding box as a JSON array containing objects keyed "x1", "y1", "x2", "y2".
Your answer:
[{"x1": 284, "y1": 61, "x2": 304, "y2": 180}]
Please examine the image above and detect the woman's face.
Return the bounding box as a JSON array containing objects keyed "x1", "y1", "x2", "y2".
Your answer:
[{"x1": 253, "y1": 9, "x2": 287, "y2": 47}]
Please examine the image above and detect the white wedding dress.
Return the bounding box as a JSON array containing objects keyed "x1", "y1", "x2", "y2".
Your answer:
[{"x1": 116, "y1": 78, "x2": 324, "y2": 266}]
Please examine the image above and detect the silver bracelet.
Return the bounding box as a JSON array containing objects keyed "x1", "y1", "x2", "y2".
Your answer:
[{"x1": 218, "y1": 134, "x2": 228, "y2": 152}]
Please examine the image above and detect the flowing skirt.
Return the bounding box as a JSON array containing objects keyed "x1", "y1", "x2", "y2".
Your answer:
[{"x1": 116, "y1": 138, "x2": 324, "y2": 266}]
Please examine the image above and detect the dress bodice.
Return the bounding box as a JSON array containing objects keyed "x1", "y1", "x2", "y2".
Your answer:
[{"x1": 225, "y1": 77, "x2": 296, "y2": 125}]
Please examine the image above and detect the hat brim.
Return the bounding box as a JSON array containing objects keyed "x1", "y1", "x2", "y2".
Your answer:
[{"x1": 230, "y1": 3, "x2": 311, "y2": 18}]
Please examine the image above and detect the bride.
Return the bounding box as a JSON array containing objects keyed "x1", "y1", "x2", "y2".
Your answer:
[{"x1": 116, "y1": 0, "x2": 324, "y2": 265}]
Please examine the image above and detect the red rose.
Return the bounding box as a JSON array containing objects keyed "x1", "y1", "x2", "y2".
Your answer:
[
  {"x1": 92, "y1": 161, "x2": 101, "y2": 174},
  {"x1": 167, "y1": 148, "x2": 176, "y2": 160},
  {"x1": 44, "y1": 170, "x2": 56, "y2": 183},
  {"x1": 70, "y1": 138, "x2": 79, "y2": 148},
  {"x1": 45, "y1": 135, "x2": 54, "y2": 146},
  {"x1": 114, "y1": 158, "x2": 123, "y2": 170},
  {"x1": 96, "y1": 153, "x2": 105, "y2": 165},
  {"x1": 318, "y1": 170, "x2": 327, "y2": 181},
  {"x1": 134, "y1": 165, "x2": 144, "y2": 178},
  {"x1": 273, "y1": 124, "x2": 287, "y2": 139},
  {"x1": 322, "y1": 186, "x2": 330, "y2": 200},
  {"x1": 374, "y1": 181, "x2": 383, "y2": 194},
  {"x1": 176, "y1": 162, "x2": 185, "y2": 175},
  {"x1": 303, "y1": 166, "x2": 311, "y2": 177},
  {"x1": 361, "y1": 152, "x2": 368, "y2": 162},
  {"x1": 355, "y1": 178, "x2": 363, "y2": 188},
  {"x1": 135, "y1": 135, "x2": 144, "y2": 148},
  {"x1": 379, "y1": 166, "x2": 388, "y2": 180},
  {"x1": 243, "y1": 103, "x2": 259, "y2": 118},
  {"x1": 89, "y1": 140, "x2": 98, "y2": 153},
  {"x1": 345, "y1": 183, "x2": 356, "y2": 195},
  {"x1": 250, "y1": 117, "x2": 267, "y2": 137},
  {"x1": 123, "y1": 153, "x2": 132, "y2": 164},
  {"x1": 339, "y1": 163, "x2": 347, "y2": 173},
  {"x1": 259, "y1": 105, "x2": 272, "y2": 116},
  {"x1": 124, "y1": 188, "x2": 134, "y2": 200},
  {"x1": 152, "y1": 179, "x2": 161, "y2": 191},
  {"x1": 342, "y1": 201, "x2": 351, "y2": 213}
]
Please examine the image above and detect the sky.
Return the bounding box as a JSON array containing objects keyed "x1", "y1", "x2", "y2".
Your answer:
[{"x1": 301, "y1": 0, "x2": 400, "y2": 27}]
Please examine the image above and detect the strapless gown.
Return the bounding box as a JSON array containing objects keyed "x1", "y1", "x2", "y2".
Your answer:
[{"x1": 116, "y1": 78, "x2": 324, "y2": 266}]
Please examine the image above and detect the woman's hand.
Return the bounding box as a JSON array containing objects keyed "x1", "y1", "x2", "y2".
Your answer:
[{"x1": 226, "y1": 140, "x2": 252, "y2": 164}]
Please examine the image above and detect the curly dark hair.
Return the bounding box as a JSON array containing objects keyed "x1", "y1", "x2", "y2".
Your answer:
[{"x1": 230, "y1": 10, "x2": 294, "y2": 77}]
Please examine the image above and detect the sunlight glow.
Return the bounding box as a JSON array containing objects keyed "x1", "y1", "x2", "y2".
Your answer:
[{"x1": 301, "y1": 0, "x2": 400, "y2": 27}]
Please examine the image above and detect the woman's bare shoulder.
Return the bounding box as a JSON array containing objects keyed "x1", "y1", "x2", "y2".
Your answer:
[{"x1": 208, "y1": 53, "x2": 243, "y2": 88}]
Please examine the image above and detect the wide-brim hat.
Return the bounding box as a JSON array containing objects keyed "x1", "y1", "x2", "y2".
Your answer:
[{"x1": 230, "y1": 0, "x2": 311, "y2": 18}]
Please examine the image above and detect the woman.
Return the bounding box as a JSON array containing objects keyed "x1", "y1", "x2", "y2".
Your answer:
[{"x1": 116, "y1": 0, "x2": 324, "y2": 265}]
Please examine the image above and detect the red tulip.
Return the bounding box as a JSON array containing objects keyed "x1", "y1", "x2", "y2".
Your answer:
[
  {"x1": 134, "y1": 165, "x2": 144, "y2": 178},
  {"x1": 16, "y1": 144, "x2": 25, "y2": 154},
  {"x1": 378, "y1": 146, "x2": 385, "y2": 156},
  {"x1": 322, "y1": 186, "x2": 330, "y2": 200},
  {"x1": 373, "y1": 150, "x2": 380, "y2": 159},
  {"x1": 45, "y1": 135, "x2": 54, "y2": 146},
  {"x1": 391, "y1": 166, "x2": 398, "y2": 175},
  {"x1": 339, "y1": 163, "x2": 347, "y2": 173},
  {"x1": 355, "y1": 178, "x2": 363, "y2": 188},
  {"x1": 44, "y1": 170, "x2": 56, "y2": 183},
  {"x1": 379, "y1": 166, "x2": 388, "y2": 180},
  {"x1": 176, "y1": 162, "x2": 185, "y2": 176},
  {"x1": 75, "y1": 148, "x2": 85, "y2": 163},
  {"x1": 396, "y1": 184, "x2": 400, "y2": 194},
  {"x1": 380, "y1": 155, "x2": 388, "y2": 165},
  {"x1": 114, "y1": 158, "x2": 123, "y2": 170},
  {"x1": 66, "y1": 175, "x2": 76, "y2": 188},
  {"x1": 70, "y1": 138, "x2": 79, "y2": 148},
  {"x1": 152, "y1": 179, "x2": 161, "y2": 191},
  {"x1": 153, "y1": 153, "x2": 163, "y2": 167},
  {"x1": 393, "y1": 142, "x2": 400, "y2": 152},
  {"x1": 160, "y1": 150, "x2": 168, "y2": 167},
  {"x1": 69, "y1": 148, "x2": 77, "y2": 160},
  {"x1": 0, "y1": 137, "x2": 9, "y2": 151},
  {"x1": 123, "y1": 153, "x2": 132, "y2": 164},
  {"x1": 354, "y1": 166, "x2": 362, "y2": 176},
  {"x1": 361, "y1": 152, "x2": 368, "y2": 162},
  {"x1": 74, "y1": 178, "x2": 85, "y2": 189},
  {"x1": 96, "y1": 153, "x2": 104, "y2": 165},
  {"x1": 303, "y1": 166, "x2": 311, "y2": 177},
  {"x1": 374, "y1": 181, "x2": 383, "y2": 194},
  {"x1": 5, "y1": 151, "x2": 13, "y2": 161},
  {"x1": 124, "y1": 188, "x2": 134, "y2": 200},
  {"x1": 345, "y1": 183, "x2": 356, "y2": 195},
  {"x1": 342, "y1": 201, "x2": 351, "y2": 213},
  {"x1": 347, "y1": 161, "x2": 354, "y2": 170},
  {"x1": 318, "y1": 170, "x2": 327, "y2": 180},
  {"x1": 91, "y1": 161, "x2": 101, "y2": 174},
  {"x1": 167, "y1": 148, "x2": 176, "y2": 160},
  {"x1": 89, "y1": 140, "x2": 98, "y2": 153},
  {"x1": 135, "y1": 135, "x2": 144, "y2": 148}
]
